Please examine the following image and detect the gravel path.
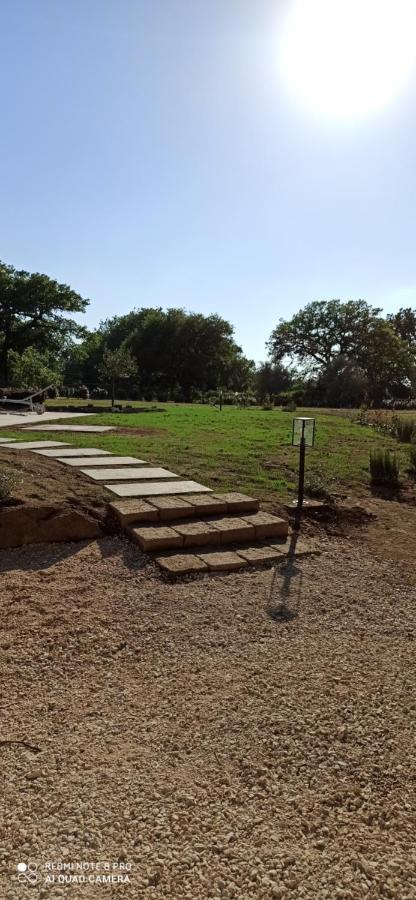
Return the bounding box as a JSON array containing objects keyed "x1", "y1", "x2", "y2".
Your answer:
[{"x1": 1, "y1": 534, "x2": 415, "y2": 898}]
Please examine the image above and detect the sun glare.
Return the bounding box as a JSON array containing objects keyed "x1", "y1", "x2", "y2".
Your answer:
[{"x1": 280, "y1": 0, "x2": 416, "y2": 121}]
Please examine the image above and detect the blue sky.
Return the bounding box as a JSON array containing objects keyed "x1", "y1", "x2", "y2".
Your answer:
[{"x1": 1, "y1": 0, "x2": 416, "y2": 362}]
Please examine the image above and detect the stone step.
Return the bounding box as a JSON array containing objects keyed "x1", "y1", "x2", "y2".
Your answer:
[
  {"x1": 105, "y1": 480, "x2": 211, "y2": 498},
  {"x1": 109, "y1": 492, "x2": 259, "y2": 526},
  {"x1": 155, "y1": 538, "x2": 320, "y2": 575},
  {"x1": 59, "y1": 456, "x2": 146, "y2": 467},
  {"x1": 83, "y1": 466, "x2": 178, "y2": 481},
  {"x1": 33, "y1": 447, "x2": 113, "y2": 457},
  {"x1": 129, "y1": 512, "x2": 288, "y2": 552},
  {"x1": 3, "y1": 440, "x2": 70, "y2": 450}
]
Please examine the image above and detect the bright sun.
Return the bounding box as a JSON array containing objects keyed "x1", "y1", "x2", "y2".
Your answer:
[{"x1": 280, "y1": 0, "x2": 416, "y2": 121}]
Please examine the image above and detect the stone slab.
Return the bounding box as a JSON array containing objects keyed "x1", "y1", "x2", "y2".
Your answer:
[
  {"x1": 172, "y1": 520, "x2": 221, "y2": 548},
  {"x1": 183, "y1": 493, "x2": 227, "y2": 515},
  {"x1": 268, "y1": 540, "x2": 321, "y2": 557},
  {"x1": 197, "y1": 551, "x2": 248, "y2": 571},
  {"x1": 212, "y1": 492, "x2": 259, "y2": 513},
  {"x1": 109, "y1": 500, "x2": 159, "y2": 525},
  {"x1": 0, "y1": 411, "x2": 92, "y2": 428},
  {"x1": 243, "y1": 512, "x2": 288, "y2": 540},
  {"x1": 105, "y1": 481, "x2": 212, "y2": 497},
  {"x1": 129, "y1": 525, "x2": 183, "y2": 552},
  {"x1": 156, "y1": 554, "x2": 208, "y2": 575},
  {"x1": 2, "y1": 440, "x2": 70, "y2": 450},
  {"x1": 83, "y1": 466, "x2": 177, "y2": 481},
  {"x1": 22, "y1": 424, "x2": 115, "y2": 432},
  {"x1": 33, "y1": 447, "x2": 112, "y2": 457},
  {"x1": 236, "y1": 545, "x2": 285, "y2": 565},
  {"x1": 210, "y1": 516, "x2": 256, "y2": 544},
  {"x1": 147, "y1": 496, "x2": 195, "y2": 521},
  {"x1": 0, "y1": 438, "x2": 13, "y2": 442},
  {"x1": 58, "y1": 456, "x2": 146, "y2": 467}
]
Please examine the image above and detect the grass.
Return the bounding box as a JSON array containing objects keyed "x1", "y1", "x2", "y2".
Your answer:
[{"x1": 1, "y1": 404, "x2": 412, "y2": 503}]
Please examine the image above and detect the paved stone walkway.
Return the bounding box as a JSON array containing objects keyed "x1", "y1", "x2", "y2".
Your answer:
[
  {"x1": 23, "y1": 424, "x2": 115, "y2": 432},
  {"x1": 0, "y1": 438, "x2": 297, "y2": 572},
  {"x1": 0, "y1": 411, "x2": 92, "y2": 428}
]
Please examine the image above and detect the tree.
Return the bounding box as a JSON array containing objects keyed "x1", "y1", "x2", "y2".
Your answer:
[
  {"x1": 0, "y1": 260, "x2": 89, "y2": 384},
  {"x1": 387, "y1": 307, "x2": 416, "y2": 347},
  {"x1": 254, "y1": 362, "x2": 293, "y2": 401},
  {"x1": 267, "y1": 299, "x2": 380, "y2": 372},
  {"x1": 268, "y1": 299, "x2": 415, "y2": 404},
  {"x1": 8, "y1": 347, "x2": 61, "y2": 391},
  {"x1": 316, "y1": 355, "x2": 369, "y2": 407},
  {"x1": 98, "y1": 347, "x2": 138, "y2": 406}
]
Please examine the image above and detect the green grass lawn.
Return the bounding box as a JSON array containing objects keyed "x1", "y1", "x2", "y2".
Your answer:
[{"x1": 1, "y1": 404, "x2": 414, "y2": 503}]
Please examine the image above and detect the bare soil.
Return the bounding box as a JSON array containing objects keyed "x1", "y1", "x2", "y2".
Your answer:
[
  {"x1": 0, "y1": 510, "x2": 415, "y2": 898},
  {"x1": 0, "y1": 448, "x2": 107, "y2": 517}
]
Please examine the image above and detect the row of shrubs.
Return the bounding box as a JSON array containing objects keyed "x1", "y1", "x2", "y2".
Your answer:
[
  {"x1": 370, "y1": 447, "x2": 416, "y2": 486},
  {"x1": 355, "y1": 408, "x2": 416, "y2": 443},
  {"x1": 381, "y1": 398, "x2": 416, "y2": 411}
]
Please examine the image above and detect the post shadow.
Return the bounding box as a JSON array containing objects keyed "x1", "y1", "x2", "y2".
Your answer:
[{"x1": 267, "y1": 528, "x2": 304, "y2": 621}]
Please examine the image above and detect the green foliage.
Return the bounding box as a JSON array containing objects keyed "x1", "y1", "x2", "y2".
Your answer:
[
  {"x1": 254, "y1": 361, "x2": 293, "y2": 401},
  {"x1": 0, "y1": 467, "x2": 21, "y2": 501},
  {"x1": 282, "y1": 401, "x2": 297, "y2": 412},
  {"x1": 0, "y1": 260, "x2": 89, "y2": 384},
  {"x1": 98, "y1": 347, "x2": 138, "y2": 406},
  {"x1": 369, "y1": 450, "x2": 399, "y2": 487},
  {"x1": 394, "y1": 418, "x2": 415, "y2": 443},
  {"x1": 8, "y1": 347, "x2": 61, "y2": 390},
  {"x1": 268, "y1": 299, "x2": 415, "y2": 406},
  {"x1": 304, "y1": 468, "x2": 337, "y2": 501}
]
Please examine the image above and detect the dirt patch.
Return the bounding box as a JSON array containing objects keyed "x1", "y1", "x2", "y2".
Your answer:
[
  {"x1": 0, "y1": 534, "x2": 415, "y2": 898},
  {"x1": 0, "y1": 447, "x2": 108, "y2": 517}
]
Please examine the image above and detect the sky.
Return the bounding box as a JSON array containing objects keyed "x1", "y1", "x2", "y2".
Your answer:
[{"x1": 1, "y1": 0, "x2": 416, "y2": 363}]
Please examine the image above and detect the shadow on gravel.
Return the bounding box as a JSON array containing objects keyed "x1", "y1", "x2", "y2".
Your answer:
[
  {"x1": 267, "y1": 531, "x2": 303, "y2": 622},
  {"x1": 0, "y1": 539, "x2": 94, "y2": 573}
]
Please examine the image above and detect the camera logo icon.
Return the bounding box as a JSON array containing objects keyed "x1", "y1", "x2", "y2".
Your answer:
[{"x1": 17, "y1": 862, "x2": 38, "y2": 885}]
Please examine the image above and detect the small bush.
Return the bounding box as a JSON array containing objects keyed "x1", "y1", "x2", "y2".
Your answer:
[
  {"x1": 395, "y1": 418, "x2": 415, "y2": 443},
  {"x1": 282, "y1": 400, "x2": 297, "y2": 412},
  {"x1": 409, "y1": 445, "x2": 416, "y2": 478},
  {"x1": 91, "y1": 387, "x2": 108, "y2": 400},
  {"x1": 305, "y1": 469, "x2": 337, "y2": 501},
  {"x1": 262, "y1": 394, "x2": 273, "y2": 410},
  {"x1": 0, "y1": 468, "x2": 21, "y2": 501},
  {"x1": 369, "y1": 450, "x2": 399, "y2": 487}
]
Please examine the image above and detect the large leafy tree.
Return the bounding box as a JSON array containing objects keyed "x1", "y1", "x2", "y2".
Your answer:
[
  {"x1": 8, "y1": 347, "x2": 62, "y2": 391},
  {"x1": 0, "y1": 260, "x2": 89, "y2": 384},
  {"x1": 267, "y1": 299, "x2": 380, "y2": 371},
  {"x1": 387, "y1": 307, "x2": 416, "y2": 347},
  {"x1": 267, "y1": 299, "x2": 415, "y2": 404}
]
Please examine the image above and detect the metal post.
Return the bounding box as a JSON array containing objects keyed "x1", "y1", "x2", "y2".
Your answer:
[
  {"x1": 294, "y1": 420, "x2": 306, "y2": 531},
  {"x1": 219, "y1": 389, "x2": 223, "y2": 412}
]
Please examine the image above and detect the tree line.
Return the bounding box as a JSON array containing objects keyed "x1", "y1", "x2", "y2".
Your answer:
[{"x1": 1, "y1": 260, "x2": 415, "y2": 406}]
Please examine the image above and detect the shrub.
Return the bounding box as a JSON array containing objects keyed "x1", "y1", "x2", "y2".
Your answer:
[
  {"x1": 74, "y1": 384, "x2": 90, "y2": 399},
  {"x1": 262, "y1": 394, "x2": 273, "y2": 410},
  {"x1": 305, "y1": 469, "x2": 337, "y2": 501},
  {"x1": 369, "y1": 450, "x2": 399, "y2": 487},
  {"x1": 409, "y1": 445, "x2": 416, "y2": 478},
  {"x1": 90, "y1": 387, "x2": 108, "y2": 400},
  {"x1": 395, "y1": 418, "x2": 415, "y2": 443},
  {"x1": 0, "y1": 468, "x2": 21, "y2": 501},
  {"x1": 282, "y1": 400, "x2": 297, "y2": 412}
]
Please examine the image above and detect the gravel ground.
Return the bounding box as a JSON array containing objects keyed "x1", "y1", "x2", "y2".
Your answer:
[{"x1": 1, "y1": 533, "x2": 415, "y2": 899}]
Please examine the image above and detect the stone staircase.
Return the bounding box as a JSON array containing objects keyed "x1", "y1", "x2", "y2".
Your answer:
[{"x1": 109, "y1": 492, "x2": 290, "y2": 574}]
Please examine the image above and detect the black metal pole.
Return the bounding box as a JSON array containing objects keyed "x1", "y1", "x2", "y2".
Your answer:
[
  {"x1": 297, "y1": 437, "x2": 306, "y2": 509},
  {"x1": 294, "y1": 422, "x2": 306, "y2": 532}
]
